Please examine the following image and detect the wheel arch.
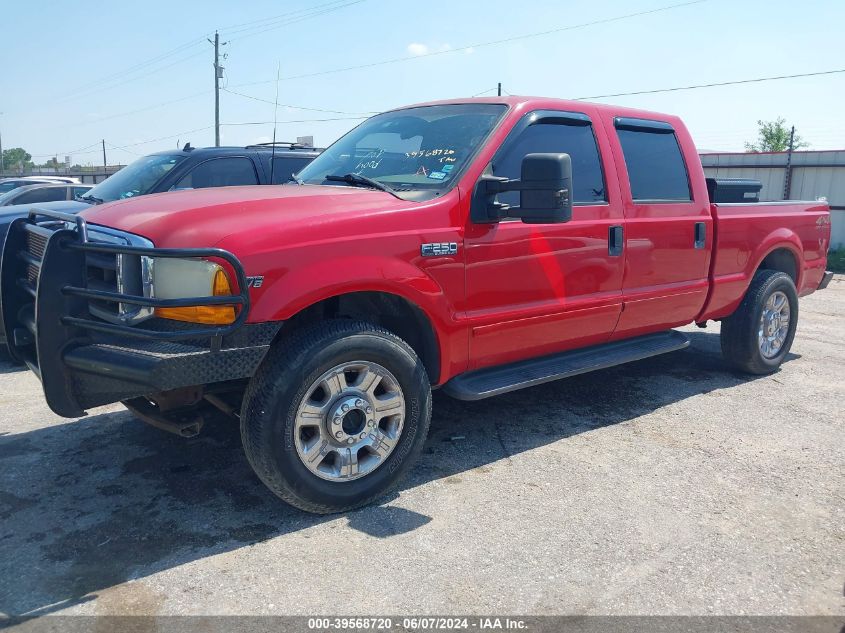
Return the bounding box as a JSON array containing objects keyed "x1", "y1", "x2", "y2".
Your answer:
[
  {"x1": 746, "y1": 227, "x2": 804, "y2": 290},
  {"x1": 755, "y1": 246, "x2": 800, "y2": 286},
  {"x1": 274, "y1": 290, "x2": 442, "y2": 384},
  {"x1": 698, "y1": 229, "x2": 804, "y2": 322}
]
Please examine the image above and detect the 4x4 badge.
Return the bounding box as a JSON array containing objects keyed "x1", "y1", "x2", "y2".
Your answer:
[{"x1": 421, "y1": 242, "x2": 458, "y2": 257}]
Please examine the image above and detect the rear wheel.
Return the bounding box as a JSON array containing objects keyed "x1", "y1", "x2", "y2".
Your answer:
[
  {"x1": 240, "y1": 320, "x2": 431, "y2": 514},
  {"x1": 720, "y1": 269, "x2": 798, "y2": 374}
]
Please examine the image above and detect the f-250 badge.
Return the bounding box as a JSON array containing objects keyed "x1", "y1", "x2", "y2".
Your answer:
[
  {"x1": 246, "y1": 276, "x2": 264, "y2": 288},
  {"x1": 421, "y1": 242, "x2": 458, "y2": 257}
]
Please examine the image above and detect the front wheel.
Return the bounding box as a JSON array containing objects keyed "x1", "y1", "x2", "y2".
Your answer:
[
  {"x1": 240, "y1": 320, "x2": 432, "y2": 514},
  {"x1": 720, "y1": 269, "x2": 799, "y2": 375}
]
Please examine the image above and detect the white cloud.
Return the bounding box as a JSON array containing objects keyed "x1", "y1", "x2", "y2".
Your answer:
[
  {"x1": 407, "y1": 42, "x2": 452, "y2": 57},
  {"x1": 407, "y1": 43, "x2": 429, "y2": 56},
  {"x1": 464, "y1": 47, "x2": 474, "y2": 55}
]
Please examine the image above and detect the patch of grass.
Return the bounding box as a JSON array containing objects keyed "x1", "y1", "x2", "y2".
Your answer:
[{"x1": 828, "y1": 248, "x2": 845, "y2": 274}]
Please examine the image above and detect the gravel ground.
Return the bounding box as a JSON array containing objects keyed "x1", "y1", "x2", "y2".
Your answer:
[{"x1": 0, "y1": 277, "x2": 842, "y2": 617}]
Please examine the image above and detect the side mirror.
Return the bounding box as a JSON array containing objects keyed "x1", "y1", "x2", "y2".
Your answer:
[
  {"x1": 517, "y1": 153, "x2": 573, "y2": 223},
  {"x1": 471, "y1": 152, "x2": 573, "y2": 224}
]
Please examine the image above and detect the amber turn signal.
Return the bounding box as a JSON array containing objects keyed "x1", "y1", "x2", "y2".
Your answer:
[{"x1": 155, "y1": 268, "x2": 237, "y2": 325}]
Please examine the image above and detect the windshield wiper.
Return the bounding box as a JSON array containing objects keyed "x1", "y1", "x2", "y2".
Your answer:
[
  {"x1": 324, "y1": 173, "x2": 399, "y2": 198},
  {"x1": 80, "y1": 194, "x2": 104, "y2": 204}
]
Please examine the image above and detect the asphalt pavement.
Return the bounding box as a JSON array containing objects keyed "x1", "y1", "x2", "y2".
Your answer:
[{"x1": 0, "y1": 277, "x2": 842, "y2": 617}]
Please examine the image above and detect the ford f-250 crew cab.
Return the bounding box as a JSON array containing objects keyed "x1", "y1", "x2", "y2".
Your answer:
[{"x1": 1, "y1": 97, "x2": 833, "y2": 514}]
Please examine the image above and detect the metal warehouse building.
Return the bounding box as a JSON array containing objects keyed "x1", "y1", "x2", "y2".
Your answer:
[{"x1": 700, "y1": 150, "x2": 845, "y2": 248}]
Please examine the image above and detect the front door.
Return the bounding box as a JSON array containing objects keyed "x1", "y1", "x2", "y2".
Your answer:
[{"x1": 464, "y1": 110, "x2": 625, "y2": 371}]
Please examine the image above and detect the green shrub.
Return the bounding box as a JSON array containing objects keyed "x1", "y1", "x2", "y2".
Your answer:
[{"x1": 828, "y1": 248, "x2": 845, "y2": 273}]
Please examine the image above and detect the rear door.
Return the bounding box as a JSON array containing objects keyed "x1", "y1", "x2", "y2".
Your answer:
[{"x1": 603, "y1": 116, "x2": 712, "y2": 338}]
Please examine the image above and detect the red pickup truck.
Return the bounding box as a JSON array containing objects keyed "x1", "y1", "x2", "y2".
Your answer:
[{"x1": 1, "y1": 97, "x2": 832, "y2": 513}]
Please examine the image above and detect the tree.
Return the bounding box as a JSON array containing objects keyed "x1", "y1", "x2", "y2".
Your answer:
[
  {"x1": 745, "y1": 118, "x2": 809, "y2": 153},
  {"x1": 2, "y1": 147, "x2": 32, "y2": 170},
  {"x1": 40, "y1": 157, "x2": 61, "y2": 169}
]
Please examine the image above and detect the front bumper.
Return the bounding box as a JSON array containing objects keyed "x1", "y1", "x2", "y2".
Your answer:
[
  {"x1": 1, "y1": 209, "x2": 278, "y2": 417},
  {"x1": 818, "y1": 270, "x2": 834, "y2": 290}
]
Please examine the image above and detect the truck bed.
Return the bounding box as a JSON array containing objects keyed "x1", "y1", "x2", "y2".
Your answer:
[{"x1": 699, "y1": 200, "x2": 831, "y2": 321}]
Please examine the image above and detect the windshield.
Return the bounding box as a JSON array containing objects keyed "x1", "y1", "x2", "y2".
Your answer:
[
  {"x1": 295, "y1": 104, "x2": 507, "y2": 200},
  {"x1": 86, "y1": 154, "x2": 185, "y2": 202}
]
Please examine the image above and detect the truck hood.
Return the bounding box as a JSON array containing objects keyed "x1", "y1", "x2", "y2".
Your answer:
[
  {"x1": 78, "y1": 184, "x2": 417, "y2": 249},
  {"x1": 0, "y1": 199, "x2": 90, "y2": 221}
]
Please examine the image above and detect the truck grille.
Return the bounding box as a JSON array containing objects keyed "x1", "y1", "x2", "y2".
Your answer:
[
  {"x1": 25, "y1": 231, "x2": 48, "y2": 285},
  {"x1": 19, "y1": 221, "x2": 153, "y2": 325},
  {"x1": 85, "y1": 251, "x2": 120, "y2": 318}
]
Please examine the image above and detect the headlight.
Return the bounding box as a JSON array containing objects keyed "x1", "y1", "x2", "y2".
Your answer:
[{"x1": 152, "y1": 258, "x2": 237, "y2": 325}]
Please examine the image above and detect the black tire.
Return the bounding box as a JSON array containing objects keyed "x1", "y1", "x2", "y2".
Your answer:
[
  {"x1": 720, "y1": 269, "x2": 799, "y2": 375},
  {"x1": 0, "y1": 342, "x2": 24, "y2": 365},
  {"x1": 240, "y1": 319, "x2": 432, "y2": 514}
]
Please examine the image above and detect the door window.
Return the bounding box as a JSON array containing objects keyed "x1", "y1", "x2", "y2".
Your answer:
[
  {"x1": 174, "y1": 157, "x2": 259, "y2": 190},
  {"x1": 14, "y1": 187, "x2": 68, "y2": 204},
  {"x1": 72, "y1": 186, "x2": 92, "y2": 199},
  {"x1": 491, "y1": 118, "x2": 607, "y2": 208},
  {"x1": 615, "y1": 120, "x2": 691, "y2": 201},
  {"x1": 270, "y1": 156, "x2": 314, "y2": 184}
]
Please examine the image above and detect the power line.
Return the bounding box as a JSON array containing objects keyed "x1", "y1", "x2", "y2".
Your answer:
[
  {"x1": 55, "y1": 48, "x2": 208, "y2": 104},
  {"x1": 232, "y1": 0, "x2": 708, "y2": 87},
  {"x1": 221, "y1": 117, "x2": 367, "y2": 126},
  {"x1": 75, "y1": 90, "x2": 212, "y2": 126},
  {"x1": 221, "y1": 0, "x2": 361, "y2": 35},
  {"x1": 226, "y1": 1, "x2": 366, "y2": 41},
  {"x1": 62, "y1": 38, "x2": 207, "y2": 100},
  {"x1": 51, "y1": 1, "x2": 364, "y2": 105},
  {"x1": 575, "y1": 68, "x2": 845, "y2": 100},
  {"x1": 30, "y1": 142, "x2": 103, "y2": 159},
  {"x1": 101, "y1": 115, "x2": 362, "y2": 153},
  {"x1": 104, "y1": 141, "x2": 142, "y2": 156},
  {"x1": 222, "y1": 87, "x2": 376, "y2": 115},
  {"x1": 108, "y1": 126, "x2": 216, "y2": 150}
]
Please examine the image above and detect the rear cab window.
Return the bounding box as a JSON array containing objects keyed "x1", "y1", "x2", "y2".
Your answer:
[{"x1": 614, "y1": 117, "x2": 691, "y2": 202}]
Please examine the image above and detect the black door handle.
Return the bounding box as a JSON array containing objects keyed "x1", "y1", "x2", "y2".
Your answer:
[
  {"x1": 694, "y1": 222, "x2": 706, "y2": 249},
  {"x1": 608, "y1": 225, "x2": 623, "y2": 256}
]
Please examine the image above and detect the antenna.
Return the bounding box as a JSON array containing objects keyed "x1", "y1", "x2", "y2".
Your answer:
[{"x1": 269, "y1": 61, "x2": 281, "y2": 185}]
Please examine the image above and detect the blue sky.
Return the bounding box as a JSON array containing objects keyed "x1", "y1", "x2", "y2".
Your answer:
[{"x1": 2, "y1": 0, "x2": 844, "y2": 166}]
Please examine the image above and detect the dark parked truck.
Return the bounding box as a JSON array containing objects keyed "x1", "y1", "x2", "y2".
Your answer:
[
  {"x1": 1, "y1": 97, "x2": 833, "y2": 513},
  {"x1": 0, "y1": 143, "x2": 321, "y2": 350}
]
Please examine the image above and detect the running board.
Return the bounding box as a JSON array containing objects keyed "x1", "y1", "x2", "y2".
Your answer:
[{"x1": 443, "y1": 331, "x2": 690, "y2": 401}]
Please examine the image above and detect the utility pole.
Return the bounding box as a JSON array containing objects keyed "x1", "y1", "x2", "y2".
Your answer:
[
  {"x1": 102, "y1": 139, "x2": 107, "y2": 175},
  {"x1": 0, "y1": 111, "x2": 4, "y2": 174},
  {"x1": 208, "y1": 31, "x2": 227, "y2": 147},
  {"x1": 782, "y1": 125, "x2": 795, "y2": 200},
  {"x1": 497, "y1": 82, "x2": 502, "y2": 96}
]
